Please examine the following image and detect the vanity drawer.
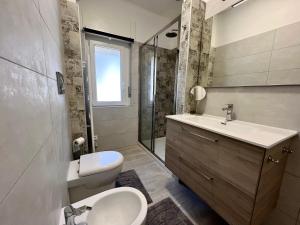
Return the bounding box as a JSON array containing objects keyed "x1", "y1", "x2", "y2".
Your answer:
[
  {"x1": 213, "y1": 175, "x2": 254, "y2": 225},
  {"x1": 166, "y1": 144, "x2": 214, "y2": 206},
  {"x1": 179, "y1": 121, "x2": 264, "y2": 197}
]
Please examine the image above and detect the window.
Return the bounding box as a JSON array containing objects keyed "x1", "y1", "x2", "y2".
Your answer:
[{"x1": 90, "y1": 39, "x2": 130, "y2": 106}]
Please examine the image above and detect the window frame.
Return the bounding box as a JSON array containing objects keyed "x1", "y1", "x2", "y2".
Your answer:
[{"x1": 89, "y1": 39, "x2": 130, "y2": 107}]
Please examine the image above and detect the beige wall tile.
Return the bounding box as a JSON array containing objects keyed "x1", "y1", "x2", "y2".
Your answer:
[
  {"x1": 0, "y1": 0, "x2": 46, "y2": 74},
  {"x1": 215, "y1": 31, "x2": 274, "y2": 61},
  {"x1": 0, "y1": 59, "x2": 52, "y2": 202},
  {"x1": 270, "y1": 45, "x2": 300, "y2": 71},
  {"x1": 274, "y1": 22, "x2": 300, "y2": 50}
]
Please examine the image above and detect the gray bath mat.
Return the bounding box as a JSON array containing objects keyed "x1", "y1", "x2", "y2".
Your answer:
[
  {"x1": 116, "y1": 169, "x2": 153, "y2": 204},
  {"x1": 146, "y1": 198, "x2": 193, "y2": 225}
]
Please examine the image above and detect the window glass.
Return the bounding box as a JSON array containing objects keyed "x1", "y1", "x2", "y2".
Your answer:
[{"x1": 94, "y1": 46, "x2": 121, "y2": 102}]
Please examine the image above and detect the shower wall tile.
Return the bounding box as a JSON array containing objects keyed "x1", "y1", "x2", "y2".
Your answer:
[
  {"x1": 0, "y1": 0, "x2": 46, "y2": 74},
  {"x1": 154, "y1": 48, "x2": 177, "y2": 138},
  {"x1": 0, "y1": 59, "x2": 52, "y2": 203}
]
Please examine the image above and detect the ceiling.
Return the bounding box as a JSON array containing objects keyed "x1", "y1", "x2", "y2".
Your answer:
[{"x1": 123, "y1": 0, "x2": 182, "y2": 19}]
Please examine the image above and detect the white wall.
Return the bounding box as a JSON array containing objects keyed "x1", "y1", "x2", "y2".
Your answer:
[
  {"x1": 78, "y1": 0, "x2": 171, "y2": 43},
  {"x1": 0, "y1": 0, "x2": 72, "y2": 225},
  {"x1": 212, "y1": 0, "x2": 300, "y2": 47}
]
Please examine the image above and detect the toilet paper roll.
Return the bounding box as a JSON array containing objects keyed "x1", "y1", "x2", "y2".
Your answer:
[
  {"x1": 190, "y1": 86, "x2": 206, "y2": 101},
  {"x1": 73, "y1": 137, "x2": 85, "y2": 147}
]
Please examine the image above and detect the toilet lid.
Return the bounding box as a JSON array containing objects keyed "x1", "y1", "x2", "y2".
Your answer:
[{"x1": 79, "y1": 151, "x2": 124, "y2": 177}]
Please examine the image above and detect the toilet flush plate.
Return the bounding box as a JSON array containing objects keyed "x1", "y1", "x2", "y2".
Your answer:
[{"x1": 79, "y1": 151, "x2": 124, "y2": 177}]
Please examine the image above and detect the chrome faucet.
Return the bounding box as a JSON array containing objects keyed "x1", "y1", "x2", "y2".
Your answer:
[
  {"x1": 221, "y1": 104, "x2": 234, "y2": 125},
  {"x1": 64, "y1": 205, "x2": 91, "y2": 225}
]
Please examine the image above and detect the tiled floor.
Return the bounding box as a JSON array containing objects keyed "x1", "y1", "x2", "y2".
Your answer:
[
  {"x1": 154, "y1": 137, "x2": 166, "y2": 161},
  {"x1": 117, "y1": 144, "x2": 228, "y2": 225}
]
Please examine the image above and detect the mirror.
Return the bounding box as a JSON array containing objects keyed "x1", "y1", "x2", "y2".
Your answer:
[{"x1": 201, "y1": 0, "x2": 300, "y2": 87}]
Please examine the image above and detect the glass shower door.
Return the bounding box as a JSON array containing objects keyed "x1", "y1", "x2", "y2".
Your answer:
[{"x1": 139, "y1": 38, "x2": 156, "y2": 151}]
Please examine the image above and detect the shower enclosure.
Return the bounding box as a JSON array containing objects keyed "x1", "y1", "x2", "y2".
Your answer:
[{"x1": 139, "y1": 17, "x2": 180, "y2": 162}]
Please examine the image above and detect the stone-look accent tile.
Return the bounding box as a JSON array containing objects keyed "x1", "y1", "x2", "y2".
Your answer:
[
  {"x1": 60, "y1": 0, "x2": 88, "y2": 152},
  {"x1": 155, "y1": 48, "x2": 177, "y2": 138},
  {"x1": 270, "y1": 45, "x2": 300, "y2": 71},
  {"x1": 215, "y1": 31, "x2": 274, "y2": 61},
  {"x1": 177, "y1": 0, "x2": 212, "y2": 113},
  {"x1": 0, "y1": 0, "x2": 46, "y2": 74},
  {"x1": 274, "y1": 22, "x2": 300, "y2": 50},
  {"x1": 0, "y1": 59, "x2": 52, "y2": 202}
]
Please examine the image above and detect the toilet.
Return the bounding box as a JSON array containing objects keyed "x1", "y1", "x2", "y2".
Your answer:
[{"x1": 67, "y1": 151, "x2": 124, "y2": 203}]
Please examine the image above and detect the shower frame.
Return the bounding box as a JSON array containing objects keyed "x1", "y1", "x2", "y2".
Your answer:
[{"x1": 138, "y1": 16, "x2": 181, "y2": 161}]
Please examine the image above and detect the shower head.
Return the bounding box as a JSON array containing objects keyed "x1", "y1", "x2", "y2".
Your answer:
[{"x1": 165, "y1": 29, "x2": 178, "y2": 38}]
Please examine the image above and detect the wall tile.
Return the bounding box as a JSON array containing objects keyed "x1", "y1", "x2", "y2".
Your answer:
[
  {"x1": 42, "y1": 23, "x2": 64, "y2": 79},
  {"x1": 0, "y1": 0, "x2": 45, "y2": 74},
  {"x1": 98, "y1": 131, "x2": 138, "y2": 151},
  {"x1": 212, "y1": 72, "x2": 268, "y2": 87},
  {"x1": 38, "y1": 0, "x2": 62, "y2": 44},
  {"x1": 215, "y1": 31, "x2": 274, "y2": 61},
  {"x1": 94, "y1": 118, "x2": 138, "y2": 137},
  {"x1": 213, "y1": 52, "x2": 271, "y2": 76},
  {"x1": 0, "y1": 135, "x2": 60, "y2": 225},
  {"x1": 274, "y1": 22, "x2": 300, "y2": 50},
  {"x1": 268, "y1": 69, "x2": 300, "y2": 85},
  {"x1": 0, "y1": 59, "x2": 52, "y2": 202},
  {"x1": 270, "y1": 45, "x2": 300, "y2": 71}
]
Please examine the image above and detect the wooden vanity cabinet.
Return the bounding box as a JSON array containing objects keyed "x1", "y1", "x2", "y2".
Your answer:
[{"x1": 165, "y1": 119, "x2": 294, "y2": 225}]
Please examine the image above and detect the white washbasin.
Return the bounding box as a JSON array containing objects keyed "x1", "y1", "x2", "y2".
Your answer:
[
  {"x1": 59, "y1": 187, "x2": 147, "y2": 225},
  {"x1": 167, "y1": 114, "x2": 298, "y2": 148}
]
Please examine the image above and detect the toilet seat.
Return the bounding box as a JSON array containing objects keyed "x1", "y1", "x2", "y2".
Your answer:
[{"x1": 79, "y1": 151, "x2": 124, "y2": 177}]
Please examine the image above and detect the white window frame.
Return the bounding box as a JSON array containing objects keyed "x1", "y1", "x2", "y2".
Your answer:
[{"x1": 89, "y1": 39, "x2": 130, "y2": 107}]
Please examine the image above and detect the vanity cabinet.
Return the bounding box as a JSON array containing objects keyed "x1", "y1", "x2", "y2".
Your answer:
[{"x1": 165, "y1": 119, "x2": 295, "y2": 225}]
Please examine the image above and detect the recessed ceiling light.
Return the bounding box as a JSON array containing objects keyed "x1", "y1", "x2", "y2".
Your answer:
[{"x1": 232, "y1": 0, "x2": 248, "y2": 8}]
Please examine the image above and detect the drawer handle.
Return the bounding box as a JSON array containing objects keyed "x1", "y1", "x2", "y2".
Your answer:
[
  {"x1": 178, "y1": 156, "x2": 214, "y2": 181},
  {"x1": 282, "y1": 146, "x2": 294, "y2": 154},
  {"x1": 267, "y1": 156, "x2": 280, "y2": 164},
  {"x1": 182, "y1": 127, "x2": 218, "y2": 143}
]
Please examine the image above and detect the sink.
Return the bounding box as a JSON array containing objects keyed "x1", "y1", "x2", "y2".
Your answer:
[
  {"x1": 167, "y1": 114, "x2": 298, "y2": 148},
  {"x1": 60, "y1": 187, "x2": 147, "y2": 225}
]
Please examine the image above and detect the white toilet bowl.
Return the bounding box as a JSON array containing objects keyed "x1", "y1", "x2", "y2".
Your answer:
[{"x1": 67, "y1": 151, "x2": 124, "y2": 203}]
